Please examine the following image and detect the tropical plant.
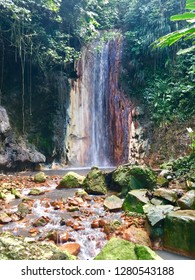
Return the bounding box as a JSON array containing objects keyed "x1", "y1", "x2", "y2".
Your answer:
[{"x1": 152, "y1": 0, "x2": 195, "y2": 55}]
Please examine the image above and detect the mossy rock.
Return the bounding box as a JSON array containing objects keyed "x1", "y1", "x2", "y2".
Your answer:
[
  {"x1": 34, "y1": 172, "x2": 46, "y2": 183},
  {"x1": 112, "y1": 166, "x2": 132, "y2": 191},
  {"x1": 28, "y1": 188, "x2": 45, "y2": 196},
  {"x1": 156, "y1": 176, "x2": 169, "y2": 187},
  {"x1": 122, "y1": 189, "x2": 149, "y2": 213},
  {"x1": 0, "y1": 232, "x2": 75, "y2": 260},
  {"x1": 94, "y1": 237, "x2": 162, "y2": 260},
  {"x1": 154, "y1": 188, "x2": 178, "y2": 203},
  {"x1": 57, "y1": 172, "x2": 85, "y2": 189},
  {"x1": 83, "y1": 168, "x2": 107, "y2": 195},
  {"x1": 129, "y1": 166, "x2": 157, "y2": 189},
  {"x1": 164, "y1": 210, "x2": 195, "y2": 258}
]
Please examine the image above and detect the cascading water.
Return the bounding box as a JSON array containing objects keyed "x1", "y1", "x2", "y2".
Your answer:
[{"x1": 65, "y1": 35, "x2": 132, "y2": 167}]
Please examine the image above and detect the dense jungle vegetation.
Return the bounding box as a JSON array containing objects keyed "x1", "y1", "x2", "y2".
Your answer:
[{"x1": 0, "y1": 0, "x2": 194, "y2": 160}]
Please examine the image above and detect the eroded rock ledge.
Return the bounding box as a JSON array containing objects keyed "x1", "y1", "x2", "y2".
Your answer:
[{"x1": 0, "y1": 106, "x2": 45, "y2": 171}]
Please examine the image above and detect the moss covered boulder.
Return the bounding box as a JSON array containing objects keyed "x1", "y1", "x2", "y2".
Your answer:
[
  {"x1": 0, "y1": 232, "x2": 76, "y2": 260},
  {"x1": 164, "y1": 210, "x2": 195, "y2": 257},
  {"x1": 83, "y1": 167, "x2": 107, "y2": 195},
  {"x1": 34, "y1": 172, "x2": 46, "y2": 183},
  {"x1": 57, "y1": 172, "x2": 85, "y2": 189},
  {"x1": 94, "y1": 237, "x2": 161, "y2": 260},
  {"x1": 177, "y1": 190, "x2": 195, "y2": 210},
  {"x1": 112, "y1": 165, "x2": 157, "y2": 196},
  {"x1": 122, "y1": 189, "x2": 149, "y2": 213}
]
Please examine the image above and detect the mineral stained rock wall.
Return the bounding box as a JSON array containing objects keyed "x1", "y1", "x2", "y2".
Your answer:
[{"x1": 65, "y1": 36, "x2": 133, "y2": 167}]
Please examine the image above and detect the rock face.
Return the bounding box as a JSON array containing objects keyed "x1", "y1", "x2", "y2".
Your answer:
[
  {"x1": 57, "y1": 172, "x2": 85, "y2": 189},
  {"x1": 94, "y1": 237, "x2": 162, "y2": 260},
  {"x1": 163, "y1": 210, "x2": 195, "y2": 257},
  {"x1": 0, "y1": 232, "x2": 75, "y2": 260},
  {"x1": 83, "y1": 167, "x2": 107, "y2": 194},
  {"x1": 0, "y1": 106, "x2": 45, "y2": 171}
]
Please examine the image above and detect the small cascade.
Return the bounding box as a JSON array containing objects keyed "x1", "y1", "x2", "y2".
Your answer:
[{"x1": 65, "y1": 35, "x2": 132, "y2": 167}]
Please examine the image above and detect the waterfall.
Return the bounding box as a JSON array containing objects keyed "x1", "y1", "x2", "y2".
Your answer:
[{"x1": 65, "y1": 36, "x2": 132, "y2": 167}]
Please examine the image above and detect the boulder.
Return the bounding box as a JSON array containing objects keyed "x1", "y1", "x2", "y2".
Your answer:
[
  {"x1": 122, "y1": 189, "x2": 149, "y2": 213},
  {"x1": 112, "y1": 166, "x2": 132, "y2": 192},
  {"x1": 94, "y1": 237, "x2": 161, "y2": 260},
  {"x1": 57, "y1": 172, "x2": 85, "y2": 189},
  {"x1": 164, "y1": 210, "x2": 195, "y2": 258},
  {"x1": 0, "y1": 232, "x2": 75, "y2": 260},
  {"x1": 28, "y1": 188, "x2": 45, "y2": 196},
  {"x1": 177, "y1": 190, "x2": 195, "y2": 210},
  {"x1": 123, "y1": 226, "x2": 152, "y2": 247},
  {"x1": 153, "y1": 188, "x2": 178, "y2": 203},
  {"x1": 83, "y1": 167, "x2": 107, "y2": 195},
  {"x1": 0, "y1": 106, "x2": 45, "y2": 171},
  {"x1": 103, "y1": 195, "x2": 123, "y2": 211},
  {"x1": 129, "y1": 166, "x2": 157, "y2": 189},
  {"x1": 0, "y1": 213, "x2": 12, "y2": 224},
  {"x1": 34, "y1": 172, "x2": 47, "y2": 183},
  {"x1": 58, "y1": 243, "x2": 81, "y2": 256},
  {"x1": 143, "y1": 204, "x2": 175, "y2": 226},
  {"x1": 156, "y1": 176, "x2": 169, "y2": 187}
]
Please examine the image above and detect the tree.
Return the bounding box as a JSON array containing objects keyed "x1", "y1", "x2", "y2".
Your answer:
[{"x1": 152, "y1": 0, "x2": 195, "y2": 55}]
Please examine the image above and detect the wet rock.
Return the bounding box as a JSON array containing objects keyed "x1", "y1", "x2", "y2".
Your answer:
[
  {"x1": 177, "y1": 190, "x2": 195, "y2": 210},
  {"x1": 112, "y1": 166, "x2": 132, "y2": 192},
  {"x1": 34, "y1": 172, "x2": 46, "y2": 183},
  {"x1": 83, "y1": 167, "x2": 107, "y2": 195},
  {"x1": 0, "y1": 213, "x2": 12, "y2": 224},
  {"x1": 28, "y1": 188, "x2": 45, "y2": 196},
  {"x1": 0, "y1": 192, "x2": 6, "y2": 199},
  {"x1": 29, "y1": 228, "x2": 40, "y2": 236},
  {"x1": 4, "y1": 193, "x2": 15, "y2": 203},
  {"x1": 91, "y1": 220, "x2": 100, "y2": 228},
  {"x1": 143, "y1": 204, "x2": 175, "y2": 226},
  {"x1": 58, "y1": 243, "x2": 80, "y2": 256},
  {"x1": 57, "y1": 172, "x2": 85, "y2": 189},
  {"x1": 164, "y1": 210, "x2": 195, "y2": 258},
  {"x1": 122, "y1": 189, "x2": 149, "y2": 213},
  {"x1": 156, "y1": 176, "x2": 169, "y2": 187},
  {"x1": 18, "y1": 202, "x2": 32, "y2": 217},
  {"x1": 60, "y1": 232, "x2": 69, "y2": 243},
  {"x1": 75, "y1": 189, "x2": 88, "y2": 197},
  {"x1": 67, "y1": 206, "x2": 79, "y2": 212},
  {"x1": 103, "y1": 195, "x2": 123, "y2": 211},
  {"x1": 11, "y1": 188, "x2": 22, "y2": 199},
  {"x1": 33, "y1": 216, "x2": 50, "y2": 227},
  {"x1": 10, "y1": 213, "x2": 20, "y2": 222},
  {"x1": 123, "y1": 226, "x2": 152, "y2": 247},
  {"x1": 94, "y1": 237, "x2": 161, "y2": 260},
  {"x1": 0, "y1": 232, "x2": 75, "y2": 260},
  {"x1": 153, "y1": 188, "x2": 178, "y2": 203}
]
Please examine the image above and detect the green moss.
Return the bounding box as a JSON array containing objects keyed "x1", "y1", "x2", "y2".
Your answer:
[
  {"x1": 122, "y1": 189, "x2": 149, "y2": 213},
  {"x1": 57, "y1": 172, "x2": 85, "y2": 189},
  {"x1": 34, "y1": 172, "x2": 46, "y2": 183},
  {"x1": 135, "y1": 244, "x2": 162, "y2": 260},
  {"x1": 83, "y1": 168, "x2": 107, "y2": 195}
]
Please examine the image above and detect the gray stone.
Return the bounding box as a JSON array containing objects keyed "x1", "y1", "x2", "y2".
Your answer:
[{"x1": 177, "y1": 190, "x2": 195, "y2": 210}]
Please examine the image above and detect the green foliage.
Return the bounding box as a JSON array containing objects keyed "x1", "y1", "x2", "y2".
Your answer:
[{"x1": 153, "y1": 0, "x2": 195, "y2": 54}]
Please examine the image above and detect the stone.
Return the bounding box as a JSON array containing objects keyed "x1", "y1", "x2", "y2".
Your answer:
[
  {"x1": 60, "y1": 232, "x2": 69, "y2": 243},
  {"x1": 164, "y1": 210, "x2": 195, "y2": 258},
  {"x1": 112, "y1": 166, "x2": 132, "y2": 192},
  {"x1": 129, "y1": 166, "x2": 157, "y2": 189},
  {"x1": 135, "y1": 244, "x2": 162, "y2": 260},
  {"x1": 0, "y1": 213, "x2": 12, "y2": 224},
  {"x1": 123, "y1": 226, "x2": 152, "y2": 247},
  {"x1": 58, "y1": 243, "x2": 80, "y2": 256},
  {"x1": 17, "y1": 202, "x2": 32, "y2": 217},
  {"x1": 34, "y1": 172, "x2": 46, "y2": 183},
  {"x1": 28, "y1": 188, "x2": 45, "y2": 196},
  {"x1": 177, "y1": 190, "x2": 195, "y2": 210},
  {"x1": 0, "y1": 106, "x2": 11, "y2": 133},
  {"x1": 32, "y1": 216, "x2": 50, "y2": 227},
  {"x1": 75, "y1": 189, "x2": 88, "y2": 197},
  {"x1": 143, "y1": 204, "x2": 175, "y2": 226},
  {"x1": 156, "y1": 176, "x2": 169, "y2": 187},
  {"x1": 57, "y1": 172, "x2": 85, "y2": 189},
  {"x1": 11, "y1": 188, "x2": 22, "y2": 198},
  {"x1": 122, "y1": 189, "x2": 149, "y2": 213},
  {"x1": 154, "y1": 188, "x2": 178, "y2": 203},
  {"x1": 103, "y1": 195, "x2": 123, "y2": 211},
  {"x1": 94, "y1": 237, "x2": 161, "y2": 260},
  {"x1": 83, "y1": 168, "x2": 107, "y2": 195},
  {"x1": 0, "y1": 232, "x2": 75, "y2": 260}
]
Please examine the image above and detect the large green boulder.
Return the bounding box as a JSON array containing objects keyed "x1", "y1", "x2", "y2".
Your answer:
[
  {"x1": 112, "y1": 166, "x2": 132, "y2": 192},
  {"x1": 164, "y1": 210, "x2": 195, "y2": 258},
  {"x1": 94, "y1": 237, "x2": 162, "y2": 260},
  {"x1": 129, "y1": 166, "x2": 157, "y2": 189},
  {"x1": 122, "y1": 189, "x2": 149, "y2": 213},
  {"x1": 177, "y1": 190, "x2": 195, "y2": 210},
  {"x1": 83, "y1": 167, "x2": 107, "y2": 195},
  {"x1": 57, "y1": 172, "x2": 85, "y2": 189},
  {"x1": 0, "y1": 232, "x2": 76, "y2": 260}
]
